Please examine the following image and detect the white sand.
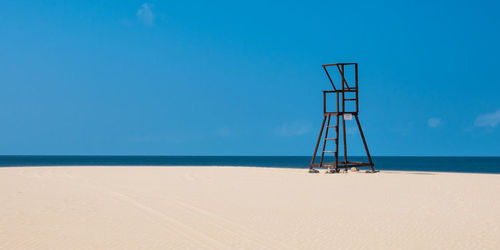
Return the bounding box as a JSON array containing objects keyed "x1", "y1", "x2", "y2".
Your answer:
[{"x1": 1, "y1": 166, "x2": 499, "y2": 249}]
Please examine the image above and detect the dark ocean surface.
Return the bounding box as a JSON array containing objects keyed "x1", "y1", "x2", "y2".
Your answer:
[{"x1": 0, "y1": 156, "x2": 499, "y2": 174}]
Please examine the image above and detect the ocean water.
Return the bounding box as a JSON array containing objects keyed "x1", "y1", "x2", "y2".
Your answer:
[{"x1": 0, "y1": 156, "x2": 499, "y2": 174}]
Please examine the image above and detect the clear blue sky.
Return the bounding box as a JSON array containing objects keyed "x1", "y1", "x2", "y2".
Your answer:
[{"x1": 1, "y1": 0, "x2": 499, "y2": 156}]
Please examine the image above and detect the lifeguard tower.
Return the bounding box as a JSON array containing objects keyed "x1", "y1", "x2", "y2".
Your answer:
[{"x1": 309, "y1": 63, "x2": 375, "y2": 173}]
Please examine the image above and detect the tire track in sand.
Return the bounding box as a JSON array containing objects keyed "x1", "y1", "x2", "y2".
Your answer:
[{"x1": 52, "y1": 171, "x2": 231, "y2": 249}]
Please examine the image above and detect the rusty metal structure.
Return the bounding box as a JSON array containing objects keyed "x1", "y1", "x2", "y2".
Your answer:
[{"x1": 309, "y1": 63, "x2": 375, "y2": 173}]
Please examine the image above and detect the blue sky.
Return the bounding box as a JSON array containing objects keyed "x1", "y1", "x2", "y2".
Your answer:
[{"x1": 1, "y1": 0, "x2": 499, "y2": 156}]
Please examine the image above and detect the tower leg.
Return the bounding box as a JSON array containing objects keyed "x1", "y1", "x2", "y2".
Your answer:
[
  {"x1": 335, "y1": 114, "x2": 340, "y2": 172},
  {"x1": 342, "y1": 114, "x2": 348, "y2": 171},
  {"x1": 309, "y1": 116, "x2": 327, "y2": 171},
  {"x1": 355, "y1": 115, "x2": 375, "y2": 172}
]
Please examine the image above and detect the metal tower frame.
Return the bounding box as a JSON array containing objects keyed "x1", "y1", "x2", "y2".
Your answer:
[{"x1": 309, "y1": 63, "x2": 375, "y2": 173}]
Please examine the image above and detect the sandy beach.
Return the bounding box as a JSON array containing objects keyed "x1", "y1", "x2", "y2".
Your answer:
[{"x1": 1, "y1": 166, "x2": 499, "y2": 249}]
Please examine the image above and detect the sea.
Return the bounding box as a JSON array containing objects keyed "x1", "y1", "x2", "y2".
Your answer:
[{"x1": 0, "y1": 156, "x2": 499, "y2": 174}]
